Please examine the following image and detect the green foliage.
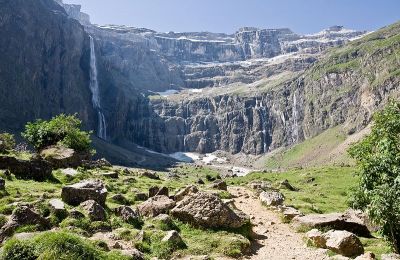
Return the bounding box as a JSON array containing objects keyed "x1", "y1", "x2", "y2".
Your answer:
[
  {"x1": 348, "y1": 101, "x2": 400, "y2": 252},
  {"x1": 2, "y1": 239, "x2": 37, "y2": 260},
  {"x1": 0, "y1": 133, "x2": 16, "y2": 153},
  {"x1": 22, "y1": 114, "x2": 92, "y2": 152}
]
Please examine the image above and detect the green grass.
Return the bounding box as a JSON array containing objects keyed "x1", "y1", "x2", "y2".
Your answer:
[
  {"x1": 229, "y1": 166, "x2": 357, "y2": 214},
  {"x1": 264, "y1": 126, "x2": 350, "y2": 170}
]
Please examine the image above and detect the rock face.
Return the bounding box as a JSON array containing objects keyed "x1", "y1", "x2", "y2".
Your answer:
[
  {"x1": 259, "y1": 191, "x2": 285, "y2": 206},
  {"x1": 137, "y1": 196, "x2": 176, "y2": 217},
  {"x1": 325, "y1": 230, "x2": 364, "y2": 257},
  {"x1": 292, "y1": 212, "x2": 371, "y2": 237},
  {"x1": 0, "y1": 155, "x2": 53, "y2": 181},
  {"x1": 171, "y1": 192, "x2": 248, "y2": 229},
  {"x1": 61, "y1": 180, "x2": 108, "y2": 206}
]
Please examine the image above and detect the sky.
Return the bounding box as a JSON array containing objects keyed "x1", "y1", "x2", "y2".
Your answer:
[{"x1": 64, "y1": 0, "x2": 400, "y2": 34}]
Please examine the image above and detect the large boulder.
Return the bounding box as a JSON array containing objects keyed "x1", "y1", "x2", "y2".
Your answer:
[
  {"x1": 174, "y1": 185, "x2": 199, "y2": 201},
  {"x1": 171, "y1": 191, "x2": 249, "y2": 229},
  {"x1": 80, "y1": 200, "x2": 106, "y2": 221},
  {"x1": 137, "y1": 196, "x2": 176, "y2": 217},
  {"x1": 325, "y1": 230, "x2": 364, "y2": 257},
  {"x1": 0, "y1": 155, "x2": 52, "y2": 181},
  {"x1": 0, "y1": 205, "x2": 50, "y2": 242},
  {"x1": 61, "y1": 180, "x2": 107, "y2": 206},
  {"x1": 259, "y1": 191, "x2": 284, "y2": 206},
  {"x1": 40, "y1": 145, "x2": 90, "y2": 169},
  {"x1": 292, "y1": 211, "x2": 372, "y2": 237},
  {"x1": 114, "y1": 206, "x2": 141, "y2": 224}
]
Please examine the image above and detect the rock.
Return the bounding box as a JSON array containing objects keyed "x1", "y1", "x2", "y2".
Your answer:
[
  {"x1": 82, "y1": 158, "x2": 112, "y2": 169},
  {"x1": 149, "y1": 187, "x2": 160, "y2": 198},
  {"x1": 111, "y1": 194, "x2": 129, "y2": 204},
  {"x1": 140, "y1": 171, "x2": 160, "y2": 180},
  {"x1": 114, "y1": 206, "x2": 141, "y2": 224},
  {"x1": 61, "y1": 179, "x2": 107, "y2": 206},
  {"x1": 325, "y1": 230, "x2": 364, "y2": 257},
  {"x1": 157, "y1": 187, "x2": 169, "y2": 197},
  {"x1": 137, "y1": 196, "x2": 176, "y2": 217},
  {"x1": 248, "y1": 181, "x2": 272, "y2": 191},
  {"x1": 174, "y1": 185, "x2": 199, "y2": 201},
  {"x1": 100, "y1": 171, "x2": 118, "y2": 179},
  {"x1": 61, "y1": 168, "x2": 79, "y2": 177},
  {"x1": 171, "y1": 191, "x2": 248, "y2": 229},
  {"x1": 48, "y1": 199, "x2": 65, "y2": 214},
  {"x1": 306, "y1": 229, "x2": 327, "y2": 248},
  {"x1": 279, "y1": 179, "x2": 298, "y2": 191},
  {"x1": 162, "y1": 230, "x2": 184, "y2": 245},
  {"x1": 209, "y1": 180, "x2": 227, "y2": 191},
  {"x1": 0, "y1": 205, "x2": 50, "y2": 242},
  {"x1": 0, "y1": 178, "x2": 5, "y2": 190},
  {"x1": 196, "y1": 178, "x2": 205, "y2": 185},
  {"x1": 120, "y1": 249, "x2": 145, "y2": 260},
  {"x1": 153, "y1": 214, "x2": 174, "y2": 228},
  {"x1": 69, "y1": 209, "x2": 85, "y2": 219},
  {"x1": 80, "y1": 200, "x2": 106, "y2": 221},
  {"x1": 355, "y1": 252, "x2": 376, "y2": 260},
  {"x1": 279, "y1": 206, "x2": 303, "y2": 221},
  {"x1": 134, "y1": 193, "x2": 148, "y2": 201},
  {"x1": 40, "y1": 145, "x2": 90, "y2": 169},
  {"x1": 259, "y1": 191, "x2": 284, "y2": 206},
  {"x1": 0, "y1": 155, "x2": 52, "y2": 181},
  {"x1": 292, "y1": 212, "x2": 372, "y2": 237},
  {"x1": 381, "y1": 254, "x2": 400, "y2": 260}
]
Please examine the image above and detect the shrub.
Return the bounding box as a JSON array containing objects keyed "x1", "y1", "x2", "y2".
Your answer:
[
  {"x1": 348, "y1": 101, "x2": 400, "y2": 253},
  {"x1": 0, "y1": 133, "x2": 15, "y2": 153},
  {"x1": 2, "y1": 239, "x2": 37, "y2": 260},
  {"x1": 22, "y1": 114, "x2": 92, "y2": 152}
]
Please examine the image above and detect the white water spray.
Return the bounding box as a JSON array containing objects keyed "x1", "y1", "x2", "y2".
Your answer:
[{"x1": 89, "y1": 35, "x2": 107, "y2": 140}]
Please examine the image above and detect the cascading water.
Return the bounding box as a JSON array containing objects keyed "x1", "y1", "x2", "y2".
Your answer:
[{"x1": 89, "y1": 35, "x2": 107, "y2": 140}]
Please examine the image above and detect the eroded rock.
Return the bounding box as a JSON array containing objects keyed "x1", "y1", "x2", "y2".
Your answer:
[{"x1": 61, "y1": 179, "x2": 107, "y2": 206}]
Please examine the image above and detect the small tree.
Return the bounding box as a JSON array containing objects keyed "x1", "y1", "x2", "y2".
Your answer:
[
  {"x1": 0, "y1": 133, "x2": 16, "y2": 154},
  {"x1": 22, "y1": 114, "x2": 92, "y2": 152},
  {"x1": 348, "y1": 101, "x2": 400, "y2": 252}
]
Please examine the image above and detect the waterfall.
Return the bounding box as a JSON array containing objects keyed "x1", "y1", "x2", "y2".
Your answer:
[
  {"x1": 89, "y1": 35, "x2": 107, "y2": 140},
  {"x1": 292, "y1": 92, "x2": 299, "y2": 143}
]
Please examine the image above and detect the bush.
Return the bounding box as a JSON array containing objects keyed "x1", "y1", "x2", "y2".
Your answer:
[
  {"x1": 348, "y1": 101, "x2": 400, "y2": 253},
  {"x1": 0, "y1": 133, "x2": 15, "y2": 153},
  {"x1": 22, "y1": 114, "x2": 92, "y2": 152},
  {"x1": 2, "y1": 239, "x2": 37, "y2": 260}
]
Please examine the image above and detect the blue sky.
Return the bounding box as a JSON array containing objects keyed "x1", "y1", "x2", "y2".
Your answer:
[{"x1": 64, "y1": 0, "x2": 400, "y2": 34}]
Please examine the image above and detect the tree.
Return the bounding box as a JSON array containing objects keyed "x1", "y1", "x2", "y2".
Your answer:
[
  {"x1": 22, "y1": 114, "x2": 92, "y2": 152},
  {"x1": 0, "y1": 133, "x2": 16, "y2": 153},
  {"x1": 348, "y1": 101, "x2": 400, "y2": 252}
]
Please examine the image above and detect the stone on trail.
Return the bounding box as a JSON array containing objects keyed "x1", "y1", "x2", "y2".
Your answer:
[
  {"x1": 259, "y1": 191, "x2": 285, "y2": 206},
  {"x1": 61, "y1": 179, "x2": 107, "y2": 206},
  {"x1": 171, "y1": 191, "x2": 249, "y2": 229},
  {"x1": 325, "y1": 230, "x2": 364, "y2": 257},
  {"x1": 292, "y1": 211, "x2": 371, "y2": 237}
]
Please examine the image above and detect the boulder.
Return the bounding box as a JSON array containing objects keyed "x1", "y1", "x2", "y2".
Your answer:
[
  {"x1": 114, "y1": 206, "x2": 141, "y2": 224},
  {"x1": 292, "y1": 212, "x2": 371, "y2": 237},
  {"x1": 0, "y1": 205, "x2": 50, "y2": 242},
  {"x1": 0, "y1": 155, "x2": 52, "y2": 181},
  {"x1": 306, "y1": 229, "x2": 327, "y2": 248},
  {"x1": 82, "y1": 158, "x2": 112, "y2": 169},
  {"x1": 196, "y1": 178, "x2": 205, "y2": 185},
  {"x1": 171, "y1": 191, "x2": 248, "y2": 229},
  {"x1": 137, "y1": 196, "x2": 176, "y2": 217},
  {"x1": 153, "y1": 214, "x2": 174, "y2": 228},
  {"x1": 325, "y1": 230, "x2": 364, "y2": 257},
  {"x1": 140, "y1": 171, "x2": 160, "y2": 180},
  {"x1": 61, "y1": 168, "x2": 79, "y2": 177},
  {"x1": 248, "y1": 181, "x2": 272, "y2": 191},
  {"x1": 100, "y1": 171, "x2": 118, "y2": 179},
  {"x1": 80, "y1": 200, "x2": 106, "y2": 221},
  {"x1": 279, "y1": 179, "x2": 298, "y2": 191},
  {"x1": 120, "y1": 249, "x2": 145, "y2": 260},
  {"x1": 382, "y1": 254, "x2": 400, "y2": 260},
  {"x1": 111, "y1": 194, "x2": 129, "y2": 204},
  {"x1": 355, "y1": 252, "x2": 376, "y2": 260},
  {"x1": 134, "y1": 193, "x2": 148, "y2": 201},
  {"x1": 48, "y1": 199, "x2": 66, "y2": 214},
  {"x1": 279, "y1": 206, "x2": 303, "y2": 221},
  {"x1": 61, "y1": 180, "x2": 107, "y2": 206},
  {"x1": 162, "y1": 230, "x2": 184, "y2": 245},
  {"x1": 174, "y1": 185, "x2": 199, "y2": 201},
  {"x1": 149, "y1": 186, "x2": 169, "y2": 197},
  {"x1": 40, "y1": 145, "x2": 90, "y2": 169},
  {"x1": 69, "y1": 209, "x2": 85, "y2": 219},
  {"x1": 259, "y1": 191, "x2": 284, "y2": 206},
  {"x1": 209, "y1": 180, "x2": 227, "y2": 191}
]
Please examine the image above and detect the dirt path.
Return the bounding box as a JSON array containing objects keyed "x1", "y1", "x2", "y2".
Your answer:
[{"x1": 225, "y1": 186, "x2": 329, "y2": 260}]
